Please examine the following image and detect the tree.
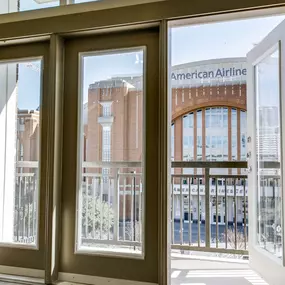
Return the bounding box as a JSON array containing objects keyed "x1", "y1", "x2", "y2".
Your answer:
[
  {"x1": 81, "y1": 196, "x2": 114, "y2": 239},
  {"x1": 224, "y1": 228, "x2": 247, "y2": 250}
]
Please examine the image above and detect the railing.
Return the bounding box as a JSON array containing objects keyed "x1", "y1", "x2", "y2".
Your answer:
[
  {"x1": 15, "y1": 160, "x2": 251, "y2": 255},
  {"x1": 171, "y1": 161, "x2": 248, "y2": 255},
  {"x1": 80, "y1": 162, "x2": 143, "y2": 252},
  {"x1": 14, "y1": 161, "x2": 39, "y2": 244},
  {"x1": 14, "y1": 160, "x2": 282, "y2": 257}
]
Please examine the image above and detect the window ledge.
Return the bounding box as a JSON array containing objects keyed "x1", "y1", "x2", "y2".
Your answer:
[{"x1": 0, "y1": 0, "x2": 166, "y2": 25}]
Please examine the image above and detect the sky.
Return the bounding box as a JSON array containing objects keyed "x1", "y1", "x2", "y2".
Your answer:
[
  {"x1": 13, "y1": 3, "x2": 285, "y2": 110},
  {"x1": 170, "y1": 15, "x2": 285, "y2": 65}
]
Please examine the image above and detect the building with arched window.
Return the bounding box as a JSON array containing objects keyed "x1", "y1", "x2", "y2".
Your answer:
[
  {"x1": 171, "y1": 58, "x2": 247, "y2": 165},
  {"x1": 170, "y1": 58, "x2": 249, "y2": 225},
  {"x1": 17, "y1": 57, "x2": 278, "y2": 226}
]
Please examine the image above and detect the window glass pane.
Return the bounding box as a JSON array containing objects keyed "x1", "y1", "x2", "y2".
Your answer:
[
  {"x1": 0, "y1": 0, "x2": 59, "y2": 14},
  {"x1": 0, "y1": 59, "x2": 42, "y2": 246},
  {"x1": 205, "y1": 107, "x2": 228, "y2": 162},
  {"x1": 240, "y1": 111, "x2": 247, "y2": 161},
  {"x1": 196, "y1": 110, "x2": 202, "y2": 163},
  {"x1": 183, "y1": 113, "x2": 194, "y2": 174},
  {"x1": 78, "y1": 49, "x2": 145, "y2": 257},
  {"x1": 231, "y1": 108, "x2": 237, "y2": 161},
  {"x1": 171, "y1": 124, "x2": 174, "y2": 162},
  {"x1": 255, "y1": 48, "x2": 282, "y2": 259}
]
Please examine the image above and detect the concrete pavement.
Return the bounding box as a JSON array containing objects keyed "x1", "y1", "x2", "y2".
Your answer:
[{"x1": 171, "y1": 257, "x2": 267, "y2": 285}]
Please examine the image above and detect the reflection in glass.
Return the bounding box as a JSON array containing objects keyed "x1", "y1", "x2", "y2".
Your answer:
[
  {"x1": 255, "y1": 48, "x2": 282, "y2": 259},
  {"x1": 0, "y1": 60, "x2": 42, "y2": 246},
  {"x1": 240, "y1": 111, "x2": 247, "y2": 161},
  {"x1": 78, "y1": 49, "x2": 144, "y2": 256}
]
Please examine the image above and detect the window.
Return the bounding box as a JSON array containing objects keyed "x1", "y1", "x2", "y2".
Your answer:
[
  {"x1": 0, "y1": 59, "x2": 42, "y2": 246},
  {"x1": 256, "y1": 49, "x2": 282, "y2": 258},
  {"x1": 196, "y1": 111, "x2": 202, "y2": 161},
  {"x1": 101, "y1": 102, "x2": 112, "y2": 117},
  {"x1": 231, "y1": 108, "x2": 237, "y2": 160},
  {"x1": 240, "y1": 110, "x2": 247, "y2": 160},
  {"x1": 0, "y1": 0, "x2": 59, "y2": 14},
  {"x1": 206, "y1": 108, "x2": 210, "y2": 128},
  {"x1": 183, "y1": 136, "x2": 188, "y2": 147},
  {"x1": 197, "y1": 110, "x2": 202, "y2": 128},
  {"x1": 0, "y1": 0, "x2": 162, "y2": 14},
  {"x1": 183, "y1": 113, "x2": 194, "y2": 164},
  {"x1": 78, "y1": 48, "x2": 145, "y2": 256},
  {"x1": 205, "y1": 107, "x2": 228, "y2": 161}
]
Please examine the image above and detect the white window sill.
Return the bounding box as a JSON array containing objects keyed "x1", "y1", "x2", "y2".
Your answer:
[{"x1": 0, "y1": 0, "x2": 166, "y2": 25}]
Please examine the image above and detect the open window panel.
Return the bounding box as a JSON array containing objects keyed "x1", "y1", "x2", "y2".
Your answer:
[
  {"x1": 60, "y1": 28, "x2": 160, "y2": 284},
  {"x1": 0, "y1": 42, "x2": 49, "y2": 279},
  {"x1": 247, "y1": 19, "x2": 285, "y2": 284}
]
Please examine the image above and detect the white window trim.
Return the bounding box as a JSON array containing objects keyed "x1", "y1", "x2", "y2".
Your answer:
[{"x1": 0, "y1": 0, "x2": 166, "y2": 25}]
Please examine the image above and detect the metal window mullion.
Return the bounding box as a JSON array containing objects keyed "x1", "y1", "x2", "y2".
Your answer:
[
  {"x1": 32, "y1": 174, "x2": 36, "y2": 241},
  {"x1": 113, "y1": 169, "x2": 119, "y2": 242},
  {"x1": 225, "y1": 178, "x2": 228, "y2": 249},
  {"x1": 30, "y1": 177, "x2": 34, "y2": 241},
  {"x1": 234, "y1": 179, "x2": 237, "y2": 250},
  {"x1": 18, "y1": 177, "x2": 22, "y2": 242},
  {"x1": 23, "y1": 176, "x2": 27, "y2": 240},
  {"x1": 197, "y1": 179, "x2": 200, "y2": 247},
  {"x1": 139, "y1": 179, "x2": 142, "y2": 243},
  {"x1": 205, "y1": 168, "x2": 211, "y2": 248},
  {"x1": 131, "y1": 177, "x2": 134, "y2": 241},
  {"x1": 123, "y1": 178, "x2": 126, "y2": 241},
  {"x1": 27, "y1": 177, "x2": 31, "y2": 239},
  {"x1": 21, "y1": 178, "x2": 25, "y2": 241},
  {"x1": 188, "y1": 177, "x2": 191, "y2": 245},
  {"x1": 180, "y1": 177, "x2": 183, "y2": 245},
  {"x1": 273, "y1": 179, "x2": 277, "y2": 253},
  {"x1": 171, "y1": 177, "x2": 175, "y2": 244},
  {"x1": 108, "y1": 177, "x2": 111, "y2": 240},
  {"x1": 133, "y1": 174, "x2": 136, "y2": 243},
  {"x1": 92, "y1": 177, "x2": 96, "y2": 238},
  {"x1": 100, "y1": 176, "x2": 103, "y2": 240},
  {"x1": 215, "y1": 179, "x2": 218, "y2": 248},
  {"x1": 243, "y1": 179, "x2": 247, "y2": 250},
  {"x1": 85, "y1": 178, "x2": 89, "y2": 239}
]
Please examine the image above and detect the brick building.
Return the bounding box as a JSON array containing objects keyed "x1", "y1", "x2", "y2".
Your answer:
[
  {"x1": 82, "y1": 57, "x2": 248, "y2": 223},
  {"x1": 17, "y1": 57, "x2": 279, "y2": 225},
  {"x1": 17, "y1": 109, "x2": 40, "y2": 163}
]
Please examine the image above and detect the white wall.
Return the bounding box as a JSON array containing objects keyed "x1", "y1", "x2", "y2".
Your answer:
[
  {"x1": 0, "y1": 63, "x2": 17, "y2": 242},
  {"x1": 3, "y1": 64, "x2": 17, "y2": 242}
]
